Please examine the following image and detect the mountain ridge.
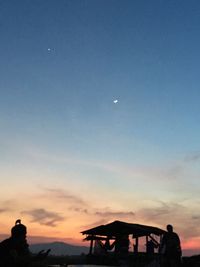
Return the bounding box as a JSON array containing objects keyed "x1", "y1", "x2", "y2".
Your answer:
[
  {"x1": 30, "y1": 241, "x2": 200, "y2": 257},
  {"x1": 29, "y1": 241, "x2": 89, "y2": 256}
]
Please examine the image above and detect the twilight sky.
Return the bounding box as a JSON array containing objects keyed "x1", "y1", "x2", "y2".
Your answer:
[{"x1": 1, "y1": 0, "x2": 200, "y2": 254}]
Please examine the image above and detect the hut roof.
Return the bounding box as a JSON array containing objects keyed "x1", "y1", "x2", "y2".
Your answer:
[{"x1": 81, "y1": 220, "x2": 165, "y2": 238}]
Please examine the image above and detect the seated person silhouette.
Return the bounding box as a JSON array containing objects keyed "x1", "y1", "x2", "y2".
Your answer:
[
  {"x1": 146, "y1": 239, "x2": 157, "y2": 254},
  {"x1": 0, "y1": 219, "x2": 50, "y2": 267},
  {"x1": 105, "y1": 234, "x2": 129, "y2": 258},
  {"x1": 94, "y1": 239, "x2": 107, "y2": 255}
]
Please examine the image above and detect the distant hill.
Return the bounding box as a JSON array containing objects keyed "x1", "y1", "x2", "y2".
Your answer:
[
  {"x1": 20, "y1": 241, "x2": 200, "y2": 257},
  {"x1": 182, "y1": 248, "x2": 200, "y2": 257},
  {"x1": 29, "y1": 242, "x2": 89, "y2": 256}
]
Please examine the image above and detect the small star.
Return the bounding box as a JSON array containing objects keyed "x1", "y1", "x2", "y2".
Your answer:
[
  {"x1": 113, "y1": 99, "x2": 118, "y2": 104},
  {"x1": 47, "y1": 48, "x2": 51, "y2": 51}
]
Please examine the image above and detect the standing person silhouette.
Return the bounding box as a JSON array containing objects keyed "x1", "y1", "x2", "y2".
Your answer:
[{"x1": 160, "y1": 224, "x2": 182, "y2": 267}]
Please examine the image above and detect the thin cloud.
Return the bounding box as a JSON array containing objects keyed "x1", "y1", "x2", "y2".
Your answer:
[
  {"x1": 45, "y1": 189, "x2": 135, "y2": 220},
  {"x1": 81, "y1": 210, "x2": 135, "y2": 232},
  {"x1": 137, "y1": 201, "x2": 185, "y2": 222},
  {"x1": 81, "y1": 219, "x2": 110, "y2": 230},
  {"x1": 95, "y1": 210, "x2": 135, "y2": 218},
  {"x1": 22, "y1": 146, "x2": 169, "y2": 182},
  {"x1": 136, "y1": 200, "x2": 200, "y2": 240},
  {"x1": 138, "y1": 202, "x2": 172, "y2": 219},
  {"x1": 184, "y1": 152, "x2": 200, "y2": 162},
  {"x1": 192, "y1": 215, "x2": 200, "y2": 221},
  {"x1": 0, "y1": 208, "x2": 7, "y2": 213},
  {"x1": 0, "y1": 199, "x2": 20, "y2": 212},
  {"x1": 22, "y1": 208, "x2": 65, "y2": 227},
  {"x1": 69, "y1": 207, "x2": 88, "y2": 214},
  {"x1": 25, "y1": 148, "x2": 119, "y2": 173},
  {"x1": 42, "y1": 188, "x2": 87, "y2": 205},
  {"x1": 67, "y1": 203, "x2": 135, "y2": 219}
]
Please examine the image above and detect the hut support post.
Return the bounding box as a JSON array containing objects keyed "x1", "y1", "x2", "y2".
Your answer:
[
  {"x1": 146, "y1": 236, "x2": 148, "y2": 253},
  {"x1": 134, "y1": 237, "x2": 138, "y2": 253},
  {"x1": 89, "y1": 237, "x2": 94, "y2": 255}
]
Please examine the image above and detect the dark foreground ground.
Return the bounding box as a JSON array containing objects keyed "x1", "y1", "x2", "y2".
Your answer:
[{"x1": 34, "y1": 253, "x2": 200, "y2": 267}]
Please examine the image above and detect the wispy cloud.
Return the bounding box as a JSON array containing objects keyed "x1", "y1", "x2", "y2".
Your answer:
[
  {"x1": 22, "y1": 208, "x2": 65, "y2": 227},
  {"x1": 95, "y1": 210, "x2": 135, "y2": 218},
  {"x1": 135, "y1": 200, "x2": 200, "y2": 240},
  {"x1": 137, "y1": 201, "x2": 182, "y2": 220},
  {"x1": 18, "y1": 143, "x2": 199, "y2": 187},
  {"x1": 69, "y1": 207, "x2": 88, "y2": 214},
  {"x1": 40, "y1": 187, "x2": 135, "y2": 221},
  {"x1": 192, "y1": 215, "x2": 200, "y2": 221},
  {"x1": 19, "y1": 145, "x2": 171, "y2": 182},
  {"x1": 0, "y1": 208, "x2": 7, "y2": 213},
  {"x1": 43, "y1": 188, "x2": 87, "y2": 205},
  {"x1": 81, "y1": 219, "x2": 110, "y2": 230},
  {"x1": 184, "y1": 151, "x2": 200, "y2": 162},
  {"x1": 80, "y1": 208, "x2": 135, "y2": 231},
  {"x1": 0, "y1": 199, "x2": 18, "y2": 213}
]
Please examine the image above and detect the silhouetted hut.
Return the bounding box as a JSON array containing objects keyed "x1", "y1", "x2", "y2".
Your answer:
[{"x1": 81, "y1": 220, "x2": 166, "y2": 255}]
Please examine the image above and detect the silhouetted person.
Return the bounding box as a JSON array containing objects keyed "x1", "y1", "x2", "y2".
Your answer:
[
  {"x1": 160, "y1": 224, "x2": 182, "y2": 267},
  {"x1": 147, "y1": 239, "x2": 158, "y2": 254},
  {"x1": 0, "y1": 219, "x2": 29, "y2": 267},
  {"x1": 115, "y1": 234, "x2": 129, "y2": 256},
  {"x1": 106, "y1": 233, "x2": 129, "y2": 260},
  {"x1": 0, "y1": 219, "x2": 50, "y2": 267},
  {"x1": 104, "y1": 237, "x2": 112, "y2": 252},
  {"x1": 93, "y1": 239, "x2": 107, "y2": 255}
]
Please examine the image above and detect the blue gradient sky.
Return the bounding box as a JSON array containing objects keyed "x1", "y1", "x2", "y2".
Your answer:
[{"x1": 1, "y1": 0, "x2": 200, "y2": 253}]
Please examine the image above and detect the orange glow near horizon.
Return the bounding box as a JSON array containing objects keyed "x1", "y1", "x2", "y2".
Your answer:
[
  {"x1": 181, "y1": 238, "x2": 200, "y2": 250},
  {"x1": 1, "y1": 186, "x2": 200, "y2": 257},
  {"x1": 1, "y1": 213, "x2": 200, "y2": 256}
]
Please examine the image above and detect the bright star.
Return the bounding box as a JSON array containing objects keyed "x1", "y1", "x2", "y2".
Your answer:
[{"x1": 113, "y1": 99, "x2": 118, "y2": 104}]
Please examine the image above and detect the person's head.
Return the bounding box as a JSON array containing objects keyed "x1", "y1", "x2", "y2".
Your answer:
[
  {"x1": 11, "y1": 219, "x2": 27, "y2": 239},
  {"x1": 166, "y1": 224, "x2": 173, "y2": 233}
]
